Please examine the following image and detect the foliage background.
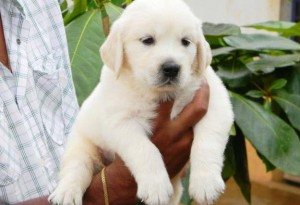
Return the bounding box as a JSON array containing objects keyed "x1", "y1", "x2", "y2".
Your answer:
[{"x1": 60, "y1": 0, "x2": 300, "y2": 204}]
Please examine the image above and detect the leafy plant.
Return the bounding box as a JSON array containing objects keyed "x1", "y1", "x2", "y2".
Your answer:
[
  {"x1": 60, "y1": 0, "x2": 123, "y2": 104},
  {"x1": 206, "y1": 21, "x2": 300, "y2": 204},
  {"x1": 60, "y1": 1, "x2": 300, "y2": 204}
]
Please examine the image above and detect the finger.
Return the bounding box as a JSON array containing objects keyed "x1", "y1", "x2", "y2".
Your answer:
[
  {"x1": 166, "y1": 129, "x2": 193, "y2": 177},
  {"x1": 153, "y1": 100, "x2": 174, "y2": 128},
  {"x1": 173, "y1": 128, "x2": 193, "y2": 148},
  {"x1": 171, "y1": 79, "x2": 210, "y2": 135}
]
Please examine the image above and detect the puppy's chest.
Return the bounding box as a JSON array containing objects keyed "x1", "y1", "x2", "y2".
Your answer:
[
  {"x1": 103, "y1": 75, "x2": 202, "y2": 134},
  {"x1": 121, "y1": 89, "x2": 197, "y2": 134}
]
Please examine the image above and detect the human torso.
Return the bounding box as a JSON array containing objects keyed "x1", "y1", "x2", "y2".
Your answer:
[{"x1": 0, "y1": 1, "x2": 79, "y2": 204}]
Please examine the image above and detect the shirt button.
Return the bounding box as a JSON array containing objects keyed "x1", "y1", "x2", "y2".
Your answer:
[{"x1": 16, "y1": 39, "x2": 21, "y2": 45}]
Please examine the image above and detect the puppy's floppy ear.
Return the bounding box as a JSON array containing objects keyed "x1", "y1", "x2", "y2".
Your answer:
[
  {"x1": 100, "y1": 20, "x2": 124, "y2": 76},
  {"x1": 194, "y1": 22, "x2": 212, "y2": 75}
]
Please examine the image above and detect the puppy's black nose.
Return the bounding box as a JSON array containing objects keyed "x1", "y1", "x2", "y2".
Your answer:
[{"x1": 161, "y1": 62, "x2": 180, "y2": 78}]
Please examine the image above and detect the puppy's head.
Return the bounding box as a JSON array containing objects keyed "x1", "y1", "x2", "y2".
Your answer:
[{"x1": 100, "y1": 0, "x2": 211, "y2": 91}]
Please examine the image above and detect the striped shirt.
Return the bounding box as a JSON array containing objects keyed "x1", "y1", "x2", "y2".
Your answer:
[{"x1": 0, "y1": 0, "x2": 79, "y2": 204}]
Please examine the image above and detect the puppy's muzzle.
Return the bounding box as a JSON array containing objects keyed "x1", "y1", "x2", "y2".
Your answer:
[{"x1": 161, "y1": 61, "x2": 180, "y2": 79}]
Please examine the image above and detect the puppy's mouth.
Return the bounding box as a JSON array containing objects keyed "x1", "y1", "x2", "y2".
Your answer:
[
  {"x1": 156, "y1": 77, "x2": 178, "y2": 87},
  {"x1": 152, "y1": 76, "x2": 179, "y2": 93}
]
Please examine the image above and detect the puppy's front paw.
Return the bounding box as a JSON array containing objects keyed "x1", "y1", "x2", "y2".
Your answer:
[
  {"x1": 48, "y1": 182, "x2": 83, "y2": 205},
  {"x1": 137, "y1": 173, "x2": 173, "y2": 205},
  {"x1": 189, "y1": 172, "x2": 225, "y2": 205}
]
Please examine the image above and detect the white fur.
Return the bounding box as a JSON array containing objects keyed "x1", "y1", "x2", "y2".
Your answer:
[{"x1": 49, "y1": 0, "x2": 234, "y2": 204}]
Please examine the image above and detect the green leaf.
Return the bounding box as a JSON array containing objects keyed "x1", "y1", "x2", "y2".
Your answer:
[
  {"x1": 268, "y1": 79, "x2": 287, "y2": 91},
  {"x1": 203, "y1": 22, "x2": 241, "y2": 36},
  {"x1": 87, "y1": 0, "x2": 97, "y2": 9},
  {"x1": 105, "y1": 3, "x2": 123, "y2": 19},
  {"x1": 60, "y1": 0, "x2": 68, "y2": 16},
  {"x1": 263, "y1": 98, "x2": 272, "y2": 111},
  {"x1": 64, "y1": 0, "x2": 88, "y2": 25},
  {"x1": 245, "y1": 21, "x2": 300, "y2": 37},
  {"x1": 205, "y1": 36, "x2": 227, "y2": 48},
  {"x1": 66, "y1": 3, "x2": 122, "y2": 105},
  {"x1": 66, "y1": 9, "x2": 104, "y2": 105},
  {"x1": 230, "y1": 124, "x2": 237, "y2": 136},
  {"x1": 216, "y1": 58, "x2": 251, "y2": 88},
  {"x1": 212, "y1": 47, "x2": 237, "y2": 57},
  {"x1": 224, "y1": 34, "x2": 300, "y2": 51},
  {"x1": 246, "y1": 21, "x2": 295, "y2": 31},
  {"x1": 222, "y1": 129, "x2": 251, "y2": 203},
  {"x1": 246, "y1": 90, "x2": 264, "y2": 99},
  {"x1": 233, "y1": 127, "x2": 251, "y2": 204},
  {"x1": 222, "y1": 137, "x2": 236, "y2": 181},
  {"x1": 111, "y1": 0, "x2": 125, "y2": 7},
  {"x1": 246, "y1": 54, "x2": 300, "y2": 74},
  {"x1": 273, "y1": 90, "x2": 300, "y2": 131},
  {"x1": 231, "y1": 92, "x2": 300, "y2": 176},
  {"x1": 286, "y1": 66, "x2": 300, "y2": 95}
]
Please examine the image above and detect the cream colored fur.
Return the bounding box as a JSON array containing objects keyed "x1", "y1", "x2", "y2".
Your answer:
[{"x1": 49, "y1": 0, "x2": 234, "y2": 204}]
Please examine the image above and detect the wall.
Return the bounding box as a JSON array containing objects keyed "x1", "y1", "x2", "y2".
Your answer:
[{"x1": 185, "y1": 0, "x2": 281, "y2": 25}]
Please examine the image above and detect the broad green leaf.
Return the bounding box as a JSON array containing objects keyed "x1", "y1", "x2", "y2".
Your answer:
[
  {"x1": 246, "y1": 54, "x2": 300, "y2": 74},
  {"x1": 231, "y1": 92, "x2": 300, "y2": 176},
  {"x1": 224, "y1": 34, "x2": 300, "y2": 51},
  {"x1": 222, "y1": 137, "x2": 236, "y2": 181},
  {"x1": 66, "y1": 9, "x2": 104, "y2": 105},
  {"x1": 66, "y1": 4, "x2": 122, "y2": 105},
  {"x1": 203, "y1": 22, "x2": 241, "y2": 36},
  {"x1": 204, "y1": 23, "x2": 240, "y2": 48},
  {"x1": 64, "y1": 0, "x2": 87, "y2": 25},
  {"x1": 268, "y1": 79, "x2": 287, "y2": 91},
  {"x1": 245, "y1": 21, "x2": 300, "y2": 37},
  {"x1": 233, "y1": 127, "x2": 251, "y2": 204},
  {"x1": 105, "y1": 3, "x2": 123, "y2": 19},
  {"x1": 246, "y1": 21, "x2": 295, "y2": 31},
  {"x1": 286, "y1": 66, "x2": 300, "y2": 95},
  {"x1": 273, "y1": 91, "x2": 300, "y2": 131},
  {"x1": 205, "y1": 36, "x2": 226, "y2": 48},
  {"x1": 212, "y1": 47, "x2": 237, "y2": 57},
  {"x1": 222, "y1": 130, "x2": 251, "y2": 203},
  {"x1": 216, "y1": 58, "x2": 251, "y2": 88}
]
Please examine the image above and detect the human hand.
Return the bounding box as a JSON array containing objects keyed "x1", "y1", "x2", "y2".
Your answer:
[
  {"x1": 152, "y1": 80, "x2": 210, "y2": 178},
  {"x1": 83, "y1": 80, "x2": 210, "y2": 205}
]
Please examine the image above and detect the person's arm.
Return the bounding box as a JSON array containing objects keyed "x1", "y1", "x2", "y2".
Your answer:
[{"x1": 18, "y1": 81, "x2": 209, "y2": 205}]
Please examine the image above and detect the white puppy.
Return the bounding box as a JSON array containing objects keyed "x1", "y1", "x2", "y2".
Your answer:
[{"x1": 49, "y1": 0, "x2": 234, "y2": 204}]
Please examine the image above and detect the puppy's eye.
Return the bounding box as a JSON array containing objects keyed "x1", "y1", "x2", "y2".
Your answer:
[
  {"x1": 140, "y1": 36, "x2": 155, "y2": 46},
  {"x1": 181, "y1": 38, "x2": 191, "y2": 47}
]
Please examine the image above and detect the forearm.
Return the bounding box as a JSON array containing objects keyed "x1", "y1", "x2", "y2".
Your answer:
[
  {"x1": 16, "y1": 196, "x2": 50, "y2": 205},
  {"x1": 18, "y1": 164, "x2": 139, "y2": 205}
]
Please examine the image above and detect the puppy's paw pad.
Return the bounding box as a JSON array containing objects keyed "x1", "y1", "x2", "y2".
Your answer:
[
  {"x1": 137, "y1": 176, "x2": 173, "y2": 205},
  {"x1": 49, "y1": 185, "x2": 83, "y2": 205},
  {"x1": 189, "y1": 173, "x2": 225, "y2": 205}
]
